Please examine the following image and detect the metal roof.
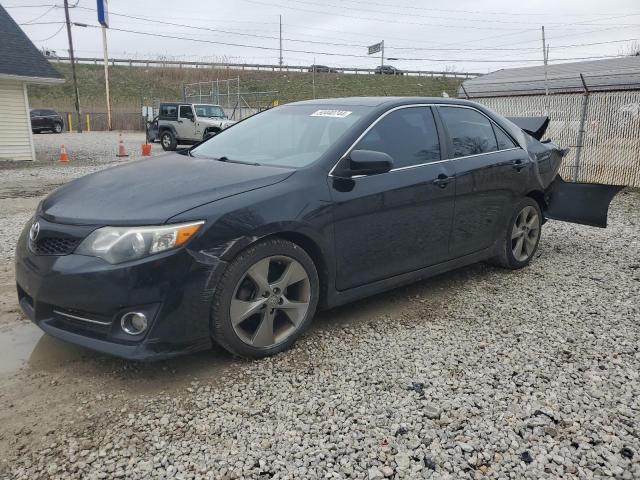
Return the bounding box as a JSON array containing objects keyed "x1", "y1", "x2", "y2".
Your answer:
[
  {"x1": 458, "y1": 56, "x2": 640, "y2": 98},
  {"x1": 0, "y1": 5, "x2": 62, "y2": 82}
]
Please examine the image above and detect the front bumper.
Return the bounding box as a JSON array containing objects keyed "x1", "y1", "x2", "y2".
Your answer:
[{"x1": 15, "y1": 223, "x2": 222, "y2": 361}]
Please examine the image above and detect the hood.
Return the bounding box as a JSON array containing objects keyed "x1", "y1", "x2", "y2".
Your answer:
[
  {"x1": 40, "y1": 153, "x2": 294, "y2": 225},
  {"x1": 200, "y1": 117, "x2": 236, "y2": 127}
]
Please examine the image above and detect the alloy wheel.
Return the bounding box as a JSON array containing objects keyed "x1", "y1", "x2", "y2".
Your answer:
[
  {"x1": 162, "y1": 134, "x2": 171, "y2": 148},
  {"x1": 511, "y1": 205, "x2": 540, "y2": 262},
  {"x1": 230, "y1": 255, "x2": 311, "y2": 348}
]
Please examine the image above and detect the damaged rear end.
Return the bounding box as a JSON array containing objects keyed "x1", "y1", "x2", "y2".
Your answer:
[{"x1": 508, "y1": 116, "x2": 624, "y2": 228}]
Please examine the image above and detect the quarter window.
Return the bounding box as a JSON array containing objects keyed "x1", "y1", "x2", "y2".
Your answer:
[
  {"x1": 355, "y1": 107, "x2": 440, "y2": 168},
  {"x1": 439, "y1": 107, "x2": 498, "y2": 158},
  {"x1": 493, "y1": 125, "x2": 517, "y2": 150}
]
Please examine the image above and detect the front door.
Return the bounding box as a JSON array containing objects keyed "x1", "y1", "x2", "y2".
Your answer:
[
  {"x1": 330, "y1": 106, "x2": 456, "y2": 291},
  {"x1": 177, "y1": 105, "x2": 197, "y2": 141},
  {"x1": 436, "y1": 105, "x2": 529, "y2": 257}
]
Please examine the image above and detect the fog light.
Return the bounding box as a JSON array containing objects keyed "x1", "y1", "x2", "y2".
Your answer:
[{"x1": 121, "y1": 312, "x2": 148, "y2": 335}]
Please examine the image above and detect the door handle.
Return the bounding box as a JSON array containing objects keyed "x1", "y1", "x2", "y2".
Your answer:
[
  {"x1": 511, "y1": 159, "x2": 526, "y2": 171},
  {"x1": 433, "y1": 173, "x2": 453, "y2": 188}
]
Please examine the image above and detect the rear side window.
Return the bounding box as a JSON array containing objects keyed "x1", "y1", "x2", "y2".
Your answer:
[
  {"x1": 159, "y1": 104, "x2": 178, "y2": 119},
  {"x1": 493, "y1": 125, "x2": 518, "y2": 150},
  {"x1": 439, "y1": 106, "x2": 498, "y2": 158},
  {"x1": 356, "y1": 107, "x2": 440, "y2": 168}
]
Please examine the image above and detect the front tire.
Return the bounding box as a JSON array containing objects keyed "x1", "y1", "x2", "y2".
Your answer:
[
  {"x1": 53, "y1": 122, "x2": 63, "y2": 133},
  {"x1": 211, "y1": 238, "x2": 319, "y2": 358},
  {"x1": 160, "y1": 131, "x2": 177, "y2": 151},
  {"x1": 491, "y1": 197, "x2": 542, "y2": 269}
]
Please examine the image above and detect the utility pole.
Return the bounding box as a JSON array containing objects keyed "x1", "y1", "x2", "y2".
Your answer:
[
  {"x1": 102, "y1": 26, "x2": 112, "y2": 130},
  {"x1": 312, "y1": 56, "x2": 316, "y2": 99},
  {"x1": 63, "y1": 0, "x2": 82, "y2": 133},
  {"x1": 381, "y1": 40, "x2": 385, "y2": 70},
  {"x1": 542, "y1": 26, "x2": 549, "y2": 114},
  {"x1": 279, "y1": 15, "x2": 283, "y2": 68}
]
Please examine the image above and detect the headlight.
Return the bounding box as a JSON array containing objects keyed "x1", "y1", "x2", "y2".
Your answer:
[{"x1": 75, "y1": 221, "x2": 204, "y2": 264}]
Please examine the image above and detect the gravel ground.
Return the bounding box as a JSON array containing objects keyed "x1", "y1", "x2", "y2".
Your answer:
[
  {"x1": 31, "y1": 131, "x2": 163, "y2": 163},
  {"x1": 4, "y1": 186, "x2": 639, "y2": 479}
]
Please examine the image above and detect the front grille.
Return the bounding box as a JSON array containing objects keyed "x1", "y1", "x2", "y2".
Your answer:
[{"x1": 31, "y1": 236, "x2": 80, "y2": 255}]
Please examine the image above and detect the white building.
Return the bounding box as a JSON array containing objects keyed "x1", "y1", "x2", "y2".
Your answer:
[{"x1": 0, "y1": 5, "x2": 64, "y2": 161}]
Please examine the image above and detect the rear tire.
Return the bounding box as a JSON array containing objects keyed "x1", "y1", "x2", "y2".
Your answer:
[
  {"x1": 160, "y1": 131, "x2": 177, "y2": 151},
  {"x1": 491, "y1": 197, "x2": 542, "y2": 269},
  {"x1": 211, "y1": 238, "x2": 319, "y2": 358}
]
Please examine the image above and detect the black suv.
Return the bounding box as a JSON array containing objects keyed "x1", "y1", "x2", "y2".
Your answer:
[
  {"x1": 374, "y1": 65, "x2": 403, "y2": 75},
  {"x1": 30, "y1": 109, "x2": 64, "y2": 133}
]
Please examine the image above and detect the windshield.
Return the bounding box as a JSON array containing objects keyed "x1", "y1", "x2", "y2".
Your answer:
[
  {"x1": 194, "y1": 104, "x2": 226, "y2": 118},
  {"x1": 191, "y1": 104, "x2": 369, "y2": 168}
]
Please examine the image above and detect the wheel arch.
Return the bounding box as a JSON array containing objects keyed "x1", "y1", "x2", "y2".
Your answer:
[
  {"x1": 526, "y1": 189, "x2": 547, "y2": 212},
  {"x1": 219, "y1": 230, "x2": 330, "y2": 309}
]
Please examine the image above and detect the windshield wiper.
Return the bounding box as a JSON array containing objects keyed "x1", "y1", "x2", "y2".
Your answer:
[{"x1": 214, "y1": 156, "x2": 261, "y2": 166}]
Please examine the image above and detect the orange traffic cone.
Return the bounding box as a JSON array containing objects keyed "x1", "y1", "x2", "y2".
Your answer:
[
  {"x1": 59, "y1": 144, "x2": 69, "y2": 163},
  {"x1": 141, "y1": 143, "x2": 152, "y2": 156},
  {"x1": 116, "y1": 134, "x2": 129, "y2": 158}
]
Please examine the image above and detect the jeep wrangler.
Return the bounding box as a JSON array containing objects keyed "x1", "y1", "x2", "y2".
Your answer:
[{"x1": 157, "y1": 103, "x2": 236, "y2": 151}]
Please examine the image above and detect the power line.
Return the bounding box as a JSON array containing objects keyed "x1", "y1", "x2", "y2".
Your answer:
[
  {"x1": 283, "y1": 0, "x2": 640, "y2": 27},
  {"x1": 67, "y1": 4, "x2": 640, "y2": 55},
  {"x1": 33, "y1": 23, "x2": 65, "y2": 41},
  {"x1": 321, "y1": 0, "x2": 640, "y2": 18},
  {"x1": 80, "y1": 24, "x2": 629, "y2": 63}
]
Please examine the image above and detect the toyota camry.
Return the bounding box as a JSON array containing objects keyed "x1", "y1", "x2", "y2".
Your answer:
[{"x1": 15, "y1": 97, "x2": 621, "y2": 360}]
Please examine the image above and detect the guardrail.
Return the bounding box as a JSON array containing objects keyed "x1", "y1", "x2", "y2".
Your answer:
[{"x1": 48, "y1": 57, "x2": 480, "y2": 79}]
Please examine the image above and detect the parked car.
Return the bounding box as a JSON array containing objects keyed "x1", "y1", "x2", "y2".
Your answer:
[
  {"x1": 157, "y1": 103, "x2": 236, "y2": 151},
  {"x1": 30, "y1": 108, "x2": 64, "y2": 133},
  {"x1": 374, "y1": 65, "x2": 403, "y2": 75},
  {"x1": 308, "y1": 64, "x2": 338, "y2": 73},
  {"x1": 15, "y1": 97, "x2": 621, "y2": 361}
]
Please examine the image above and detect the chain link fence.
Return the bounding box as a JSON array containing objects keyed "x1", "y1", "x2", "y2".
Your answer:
[
  {"x1": 475, "y1": 91, "x2": 640, "y2": 187},
  {"x1": 183, "y1": 78, "x2": 278, "y2": 120}
]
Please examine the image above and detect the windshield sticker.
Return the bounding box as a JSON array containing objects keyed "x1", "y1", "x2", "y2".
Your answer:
[{"x1": 310, "y1": 110, "x2": 352, "y2": 118}]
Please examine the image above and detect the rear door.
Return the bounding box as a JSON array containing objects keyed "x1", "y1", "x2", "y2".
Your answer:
[
  {"x1": 330, "y1": 106, "x2": 456, "y2": 291},
  {"x1": 436, "y1": 105, "x2": 530, "y2": 258}
]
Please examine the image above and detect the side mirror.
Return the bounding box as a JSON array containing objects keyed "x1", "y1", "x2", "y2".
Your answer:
[{"x1": 336, "y1": 150, "x2": 394, "y2": 177}]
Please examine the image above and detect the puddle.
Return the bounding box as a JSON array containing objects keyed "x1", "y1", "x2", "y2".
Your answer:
[
  {"x1": 0, "y1": 322, "x2": 88, "y2": 378},
  {"x1": 0, "y1": 322, "x2": 44, "y2": 376}
]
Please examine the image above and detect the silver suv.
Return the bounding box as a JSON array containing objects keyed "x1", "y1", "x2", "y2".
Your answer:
[{"x1": 158, "y1": 103, "x2": 236, "y2": 151}]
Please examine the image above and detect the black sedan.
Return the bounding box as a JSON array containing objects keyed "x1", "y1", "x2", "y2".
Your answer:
[
  {"x1": 375, "y1": 65, "x2": 403, "y2": 75},
  {"x1": 30, "y1": 108, "x2": 64, "y2": 133},
  {"x1": 15, "y1": 97, "x2": 620, "y2": 360}
]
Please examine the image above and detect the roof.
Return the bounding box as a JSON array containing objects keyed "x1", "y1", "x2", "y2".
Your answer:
[
  {"x1": 458, "y1": 56, "x2": 640, "y2": 98},
  {"x1": 0, "y1": 5, "x2": 63, "y2": 83},
  {"x1": 290, "y1": 96, "x2": 473, "y2": 107}
]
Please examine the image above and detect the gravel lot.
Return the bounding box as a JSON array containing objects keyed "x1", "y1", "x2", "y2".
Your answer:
[{"x1": 0, "y1": 134, "x2": 639, "y2": 479}]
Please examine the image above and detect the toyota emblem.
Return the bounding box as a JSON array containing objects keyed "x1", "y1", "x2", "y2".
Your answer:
[{"x1": 29, "y1": 222, "x2": 40, "y2": 242}]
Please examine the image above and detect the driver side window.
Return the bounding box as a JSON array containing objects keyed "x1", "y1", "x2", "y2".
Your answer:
[
  {"x1": 179, "y1": 105, "x2": 194, "y2": 119},
  {"x1": 356, "y1": 107, "x2": 441, "y2": 169}
]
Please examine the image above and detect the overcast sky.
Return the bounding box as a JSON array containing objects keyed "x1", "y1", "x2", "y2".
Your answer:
[{"x1": 5, "y1": 0, "x2": 640, "y2": 73}]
